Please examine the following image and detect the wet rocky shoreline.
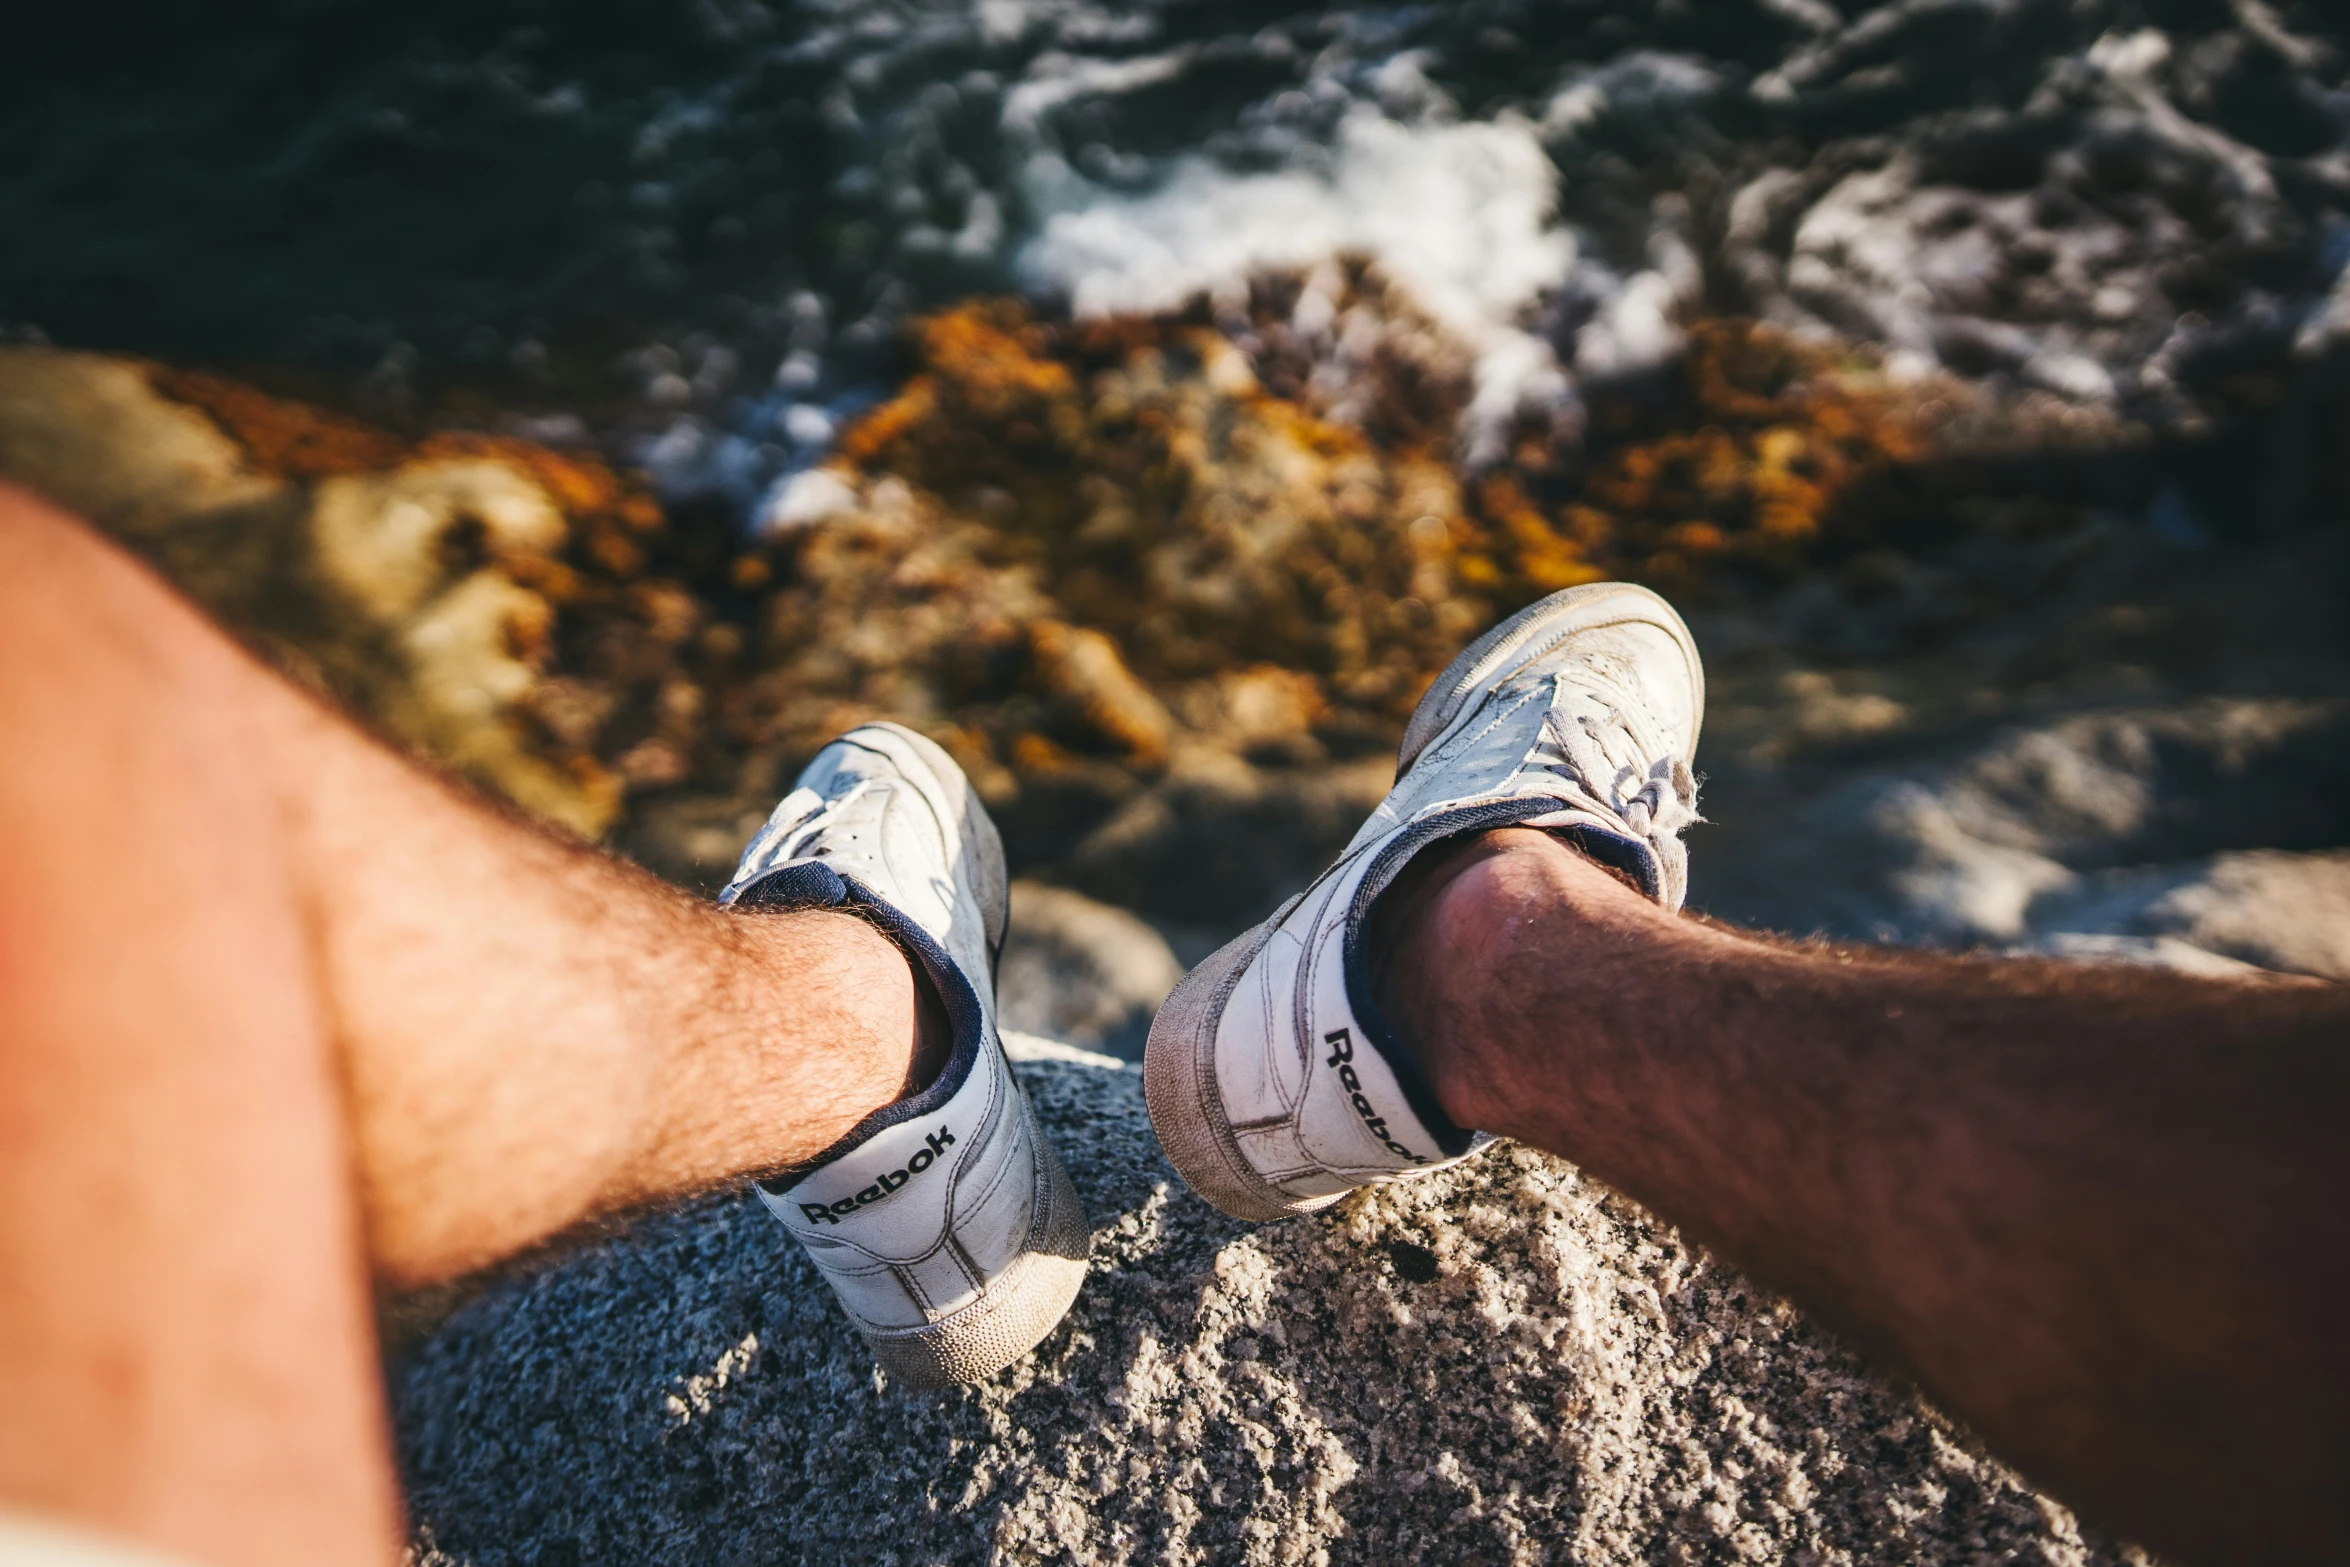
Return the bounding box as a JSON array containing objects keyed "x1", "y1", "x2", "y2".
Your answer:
[
  {"x1": 5, "y1": 306, "x2": 2342, "y2": 1562},
  {"x1": 6, "y1": 1, "x2": 2348, "y2": 1560}
]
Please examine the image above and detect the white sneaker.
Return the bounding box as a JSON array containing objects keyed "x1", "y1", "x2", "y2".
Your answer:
[
  {"x1": 1144, "y1": 583, "x2": 1704, "y2": 1222},
  {"x1": 720, "y1": 723, "x2": 1089, "y2": 1386}
]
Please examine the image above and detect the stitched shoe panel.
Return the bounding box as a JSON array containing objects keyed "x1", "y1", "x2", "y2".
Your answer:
[
  {"x1": 1146, "y1": 583, "x2": 1704, "y2": 1222},
  {"x1": 722, "y1": 723, "x2": 1088, "y2": 1386}
]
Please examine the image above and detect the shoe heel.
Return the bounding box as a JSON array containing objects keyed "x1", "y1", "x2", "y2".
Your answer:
[
  {"x1": 1144, "y1": 923, "x2": 1332, "y2": 1224},
  {"x1": 861, "y1": 1096, "x2": 1090, "y2": 1389}
]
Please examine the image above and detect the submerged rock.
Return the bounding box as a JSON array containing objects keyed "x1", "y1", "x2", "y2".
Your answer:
[
  {"x1": 650, "y1": 302, "x2": 2029, "y2": 922},
  {"x1": 395, "y1": 1040, "x2": 2145, "y2": 1567}
]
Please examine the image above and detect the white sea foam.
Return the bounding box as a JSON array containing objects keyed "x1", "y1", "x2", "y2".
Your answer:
[
  {"x1": 1016, "y1": 110, "x2": 1578, "y2": 463},
  {"x1": 760, "y1": 467, "x2": 859, "y2": 533}
]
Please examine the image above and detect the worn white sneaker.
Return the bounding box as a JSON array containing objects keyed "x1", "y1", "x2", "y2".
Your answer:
[
  {"x1": 720, "y1": 723, "x2": 1089, "y2": 1386},
  {"x1": 1144, "y1": 582, "x2": 1704, "y2": 1222}
]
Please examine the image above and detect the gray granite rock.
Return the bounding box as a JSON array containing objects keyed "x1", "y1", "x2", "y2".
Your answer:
[
  {"x1": 1699, "y1": 695, "x2": 2350, "y2": 948},
  {"x1": 997, "y1": 884, "x2": 1185, "y2": 1061},
  {"x1": 1687, "y1": 517, "x2": 2350, "y2": 969},
  {"x1": 2024, "y1": 847, "x2": 2350, "y2": 980},
  {"x1": 394, "y1": 1036, "x2": 2141, "y2": 1567}
]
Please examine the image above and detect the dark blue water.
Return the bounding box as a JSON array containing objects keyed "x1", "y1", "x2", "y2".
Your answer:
[{"x1": 7, "y1": 0, "x2": 2347, "y2": 524}]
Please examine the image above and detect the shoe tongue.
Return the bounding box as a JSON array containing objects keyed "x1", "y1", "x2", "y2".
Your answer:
[
  {"x1": 1536, "y1": 679, "x2": 1698, "y2": 868},
  {"x1": 736, "y1": 858, "x2": 850, "y2": 909}
]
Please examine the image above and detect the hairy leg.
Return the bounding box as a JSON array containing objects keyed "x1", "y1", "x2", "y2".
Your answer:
[
  {"x1": 1376, "y1": 827, "x2": 2350, "y2": 1567},
  {"x1": 273, "y1": 586, "x2": 940, "y2": 1290},
  {"x1": 0, "y1": 487, "x2": 930, "y2": 1562},
  {"x1": 0, "y1": 497, "x2": 402, "y2": 1565}
]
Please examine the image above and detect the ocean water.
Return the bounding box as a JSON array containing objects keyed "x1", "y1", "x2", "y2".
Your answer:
[{"x1": 7, "y1": 0, "x2": 2348, "y2": 526}]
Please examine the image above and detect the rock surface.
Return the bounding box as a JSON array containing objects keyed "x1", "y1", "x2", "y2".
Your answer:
[
  {"x1": 998, "y1": 883, "x2": 1184, "y2": 1061},
  {"x1": 396, "y1": 1038, "x2": 2148, "y2": 1567},
  {"x1": 1685, "y1": 515, "x2": 2350, "y2": 975}
]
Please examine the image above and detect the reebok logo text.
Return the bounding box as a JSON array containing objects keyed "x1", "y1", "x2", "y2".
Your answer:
[
  {"x1": 796, "y1": 1127, "x2": 957, "y2": 1225},
  {"x1": 1324, "y1": 1030, "x2": 1427, "y2": 1164}
]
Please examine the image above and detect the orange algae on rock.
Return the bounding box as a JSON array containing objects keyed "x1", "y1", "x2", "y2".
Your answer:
[
  {"x1": 653, "y1": 297, "x2": 2007, "y2": 906},
  {"x1": 802, "y1": 301, "x2": 1486, "y2": 734},
  {"x1": 1572, "y1": 320, "x2": 1936, "y2": 588},
  {"x1": 0, "y1": 348, "x2": 698, "y2": 837},
  {"x1": 0, "y1": 304, "x2": 1977, "y2": 898},
  {"x1": 146, "y1": 363, "x2": 411, "y2": 476},
  {"x1": 762, "y1": 304, "x2": 1942, "y2": 780}
]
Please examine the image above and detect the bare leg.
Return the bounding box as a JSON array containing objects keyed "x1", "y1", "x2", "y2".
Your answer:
[
  {"x1": 0, "y1": 487, "x2": 930, "y2": 1563},
  {"x1": 1376, "y1": 827, "x2": 2350, "y2": 1567}
]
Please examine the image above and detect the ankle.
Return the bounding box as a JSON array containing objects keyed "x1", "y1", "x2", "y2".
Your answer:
[
  {"x1": 790, "y1": 910, "x2": 939, "y2": 1111},
  {"x1": 1372, "y1": 827, "x2": 1663, "y2": 1136},
  {"x1": 665, "y1": 908, "x2": 932, "y2": 1183},
  {"x1": 895, "y1": 934, "x2": 954, "y2": 1097},
  {"x1": 1367, "y1": 829, "x2": 1532, "y2": 1130}
]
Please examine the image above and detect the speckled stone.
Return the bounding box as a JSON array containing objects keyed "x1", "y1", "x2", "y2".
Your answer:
[{"x1": 393, "y1": 1040, "x2": 2143, "y2": 1567}]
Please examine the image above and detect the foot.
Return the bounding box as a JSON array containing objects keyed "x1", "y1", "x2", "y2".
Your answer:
[
  {"x1": 721, "y1": 723, "x2": 1089, "y2": 1386},
  {"x1": 1144, "y1": 582, "x2": 1705, "y2": 1221}
]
